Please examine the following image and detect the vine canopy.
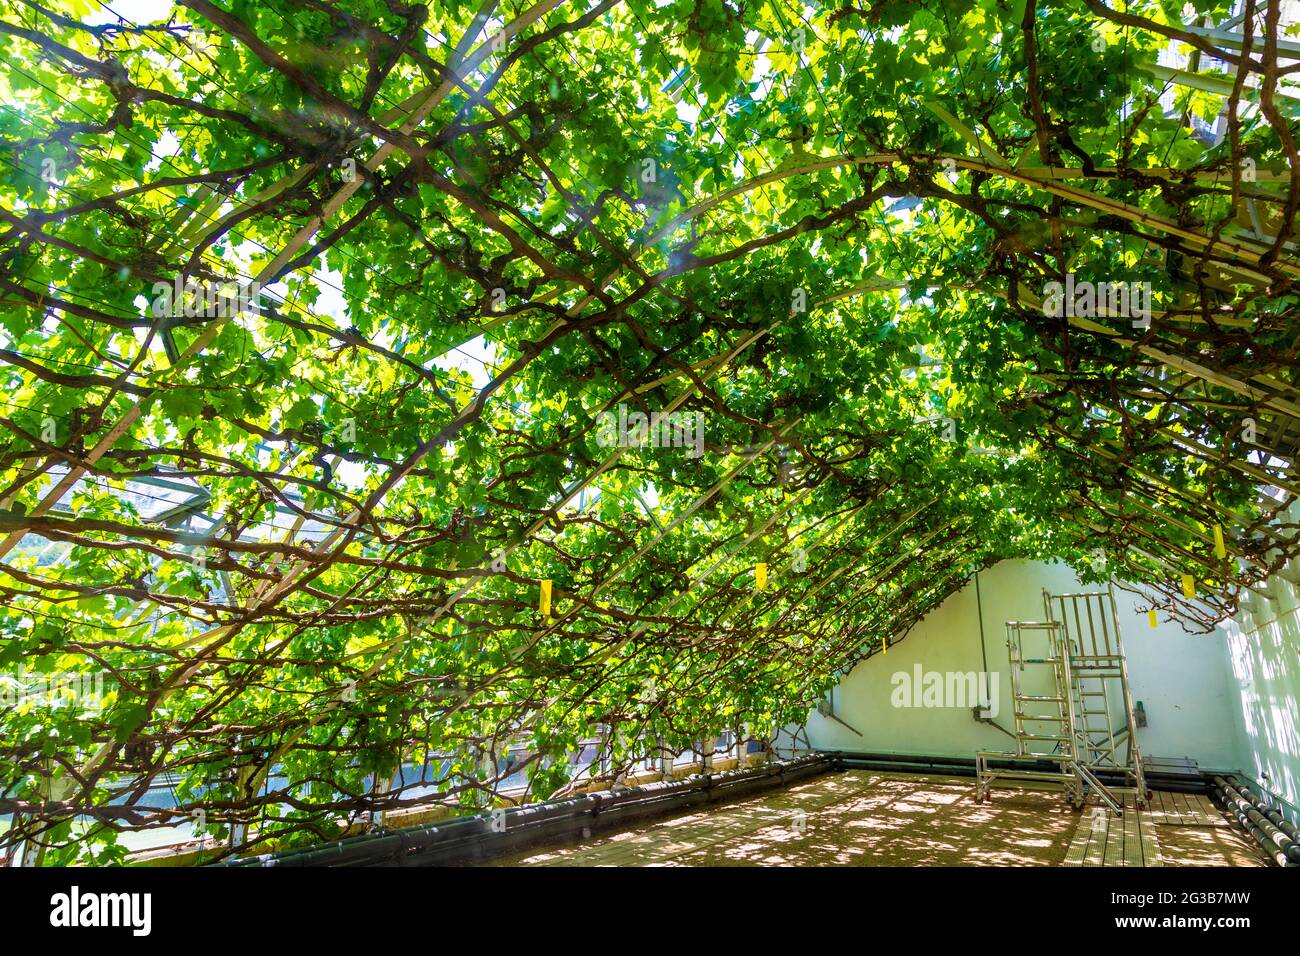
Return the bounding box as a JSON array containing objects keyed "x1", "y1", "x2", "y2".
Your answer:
[{"x1": 1, "y1": 0, "x2": 1298, "y2": 862}]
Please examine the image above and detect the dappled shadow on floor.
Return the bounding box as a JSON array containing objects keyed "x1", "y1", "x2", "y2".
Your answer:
[
  {"x1": 495, "y1": 771, "x2": 1271, "y2": 867},
  {"x1": 497, "y1": 771, "x2": 1081, "y2": 867},
  {"x1": 668, "y1": 774, "x2": 1077, "y2": 867},
  {"x1": 1154, "y1": 817, "x2": 1267, "y2": 867}
]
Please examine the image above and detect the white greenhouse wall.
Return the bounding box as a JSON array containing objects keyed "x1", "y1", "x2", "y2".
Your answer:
[
  {"x1": 1220, "y1": 563, "x2": 1300, "y2": 816},
  {"x1": 800, "y1": 559, "x2": 1242, "y2": 772}
]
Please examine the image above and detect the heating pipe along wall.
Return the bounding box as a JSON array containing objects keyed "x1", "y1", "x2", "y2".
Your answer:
[{"x1": 1211, "y1": 775, "x2": 1300, "y2": 868}]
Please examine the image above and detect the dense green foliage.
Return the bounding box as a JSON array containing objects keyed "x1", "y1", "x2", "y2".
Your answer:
[{"x1": 1, "y1": 0, "x2": 1298, "y2": 862}]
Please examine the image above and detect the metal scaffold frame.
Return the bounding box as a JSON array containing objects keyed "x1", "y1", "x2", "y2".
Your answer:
[
  {"x1": 1044, "y1": 586, "x2": 1148, "y2": 804},
  {"x1": 975, "y1": 585, "x2": 1148, "y2": 813}
]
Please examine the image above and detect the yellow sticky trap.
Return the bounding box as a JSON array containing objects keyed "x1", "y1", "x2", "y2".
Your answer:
[
  {"x1": 539, "y1": 579, "x2": 552, "y2": 617},
  {"x1": 1181, "y1": 574, "x2": 1195, "y2": 600},
  {"x1": 1148, "y1": 609, "x2": 1158, "y2": 629},
  {"x1": 755, "y1": 563, "x2": 767, "y2": 590},
  {"x1": 1213, "y1": 525, "x2": 1226, "y2": 559},
  {"x1": 881, "y1": 635, "x2": 887, "y2": 656}
]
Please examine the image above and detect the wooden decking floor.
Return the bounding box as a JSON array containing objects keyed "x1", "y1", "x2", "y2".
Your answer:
[
  {"x1": 1144, "y1": 789, "x2": 1229, "y2": 828},
  {"x1": 1008, "y1": 786, "x2": 1264, "y2": 868},
  {"x1": 1062, "y1": 793, "x2": 1163, "y2": 867},
  {"x1": 490, "y1": 771, "x2": 1266, "y2": 867}
]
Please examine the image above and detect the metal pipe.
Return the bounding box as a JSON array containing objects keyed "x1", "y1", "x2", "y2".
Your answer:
[
  {"x1": 1230, "y1": 778, "x2": 1300, "y2": 846},
  {"x1": 1212, "y1": 776, "x2": 1298, "y2": 867},
  {"x1": 823, "y1": 750, "x2": 1208, "y2": 792},
  {"x1": 1214, "y1": 776, "x2": 1300, "y2": 865}
]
